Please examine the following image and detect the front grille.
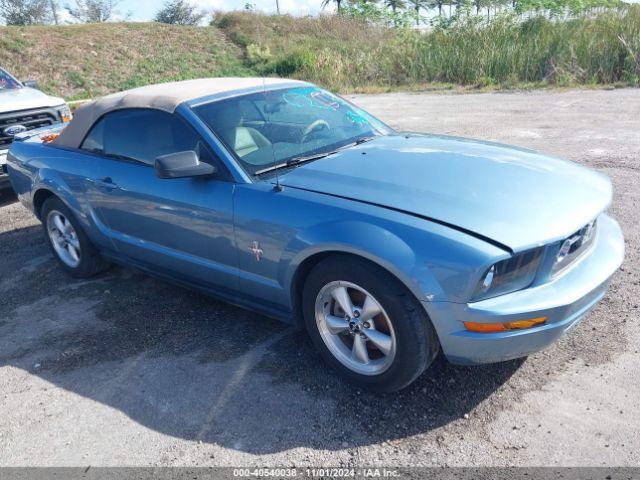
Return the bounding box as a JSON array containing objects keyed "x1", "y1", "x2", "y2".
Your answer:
[
  {"x1": 0, "y1": 108, "x2": 58, "y2": 149},
  {"x1": 552, "y1": 219, "x2": 598, "y2": 275}
]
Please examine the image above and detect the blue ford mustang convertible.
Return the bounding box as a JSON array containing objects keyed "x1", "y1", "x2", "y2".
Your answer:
[{"x1": 7, "y1": 78, "x2": 624, "y2": 391}]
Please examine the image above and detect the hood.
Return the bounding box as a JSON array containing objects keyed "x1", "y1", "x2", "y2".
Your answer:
[
  {"x1": 280, "y1": 134, "x2": 611, "y2": 252},
  {"x1": 0, "y1": 87, "x2": 65, "y2": 114}
]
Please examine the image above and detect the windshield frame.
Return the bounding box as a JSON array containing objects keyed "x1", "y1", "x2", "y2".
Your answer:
[
  {"x1": 0, "y1": 68, "x2": 23, "y2": 91},
  {"x1": 190, "y1": 86, "x2": 395, "y2": 181}
]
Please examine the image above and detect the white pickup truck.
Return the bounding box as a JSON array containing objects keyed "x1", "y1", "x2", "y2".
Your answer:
[{"x1": 1, "y1": 67, "x2": 72, "y2": 191}]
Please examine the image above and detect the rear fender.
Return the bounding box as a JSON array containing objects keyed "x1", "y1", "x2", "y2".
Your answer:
[{"x1": 32, "y1": 169, "x2": 88, "y2": 229}]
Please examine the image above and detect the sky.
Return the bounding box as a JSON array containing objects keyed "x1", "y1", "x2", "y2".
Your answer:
[
  {"x1": 60, "y1": 0, "x2": 640, "y2": 23},
  {"x1": 116, "y1": 0, "x2": 329, "y2": 21}
]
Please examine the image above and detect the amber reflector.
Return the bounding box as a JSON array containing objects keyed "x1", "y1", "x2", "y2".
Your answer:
[
  {"x1": 464, "y1": 317, "x2": 547, "y2": 333},
  {"x1": 41, "y1": 133, "x2": 60, "y2": 143}
]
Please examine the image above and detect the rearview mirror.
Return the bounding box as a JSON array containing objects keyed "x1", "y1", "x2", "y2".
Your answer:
[
  {"x1": 22, "y1": 80, "x2": 39, "y2": 89},
  {"x1": 264, "y1": 100, "x2": 284, "y2": 114},
  {"x1": 155, "y1": 151, "x2": 216, "y2": 179}
]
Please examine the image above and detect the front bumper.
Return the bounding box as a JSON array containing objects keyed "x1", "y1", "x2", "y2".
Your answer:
[{"x1": 426, "y1": 213, "x2": 625, "y2": 365}]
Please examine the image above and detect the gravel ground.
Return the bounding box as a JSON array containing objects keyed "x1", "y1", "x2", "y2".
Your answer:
[{"x1": 0, "y1": 88, "x2": 638, "y2": 467}]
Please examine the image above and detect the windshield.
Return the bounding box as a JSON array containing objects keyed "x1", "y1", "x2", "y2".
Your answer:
[
  {"x1": 0, "y1": 68, "x2": 22, "y2": 91},
  {"x1": 193, "y1": 86, "x2": 393, "y2": 176}
]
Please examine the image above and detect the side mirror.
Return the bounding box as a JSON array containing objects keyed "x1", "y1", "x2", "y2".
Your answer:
[
  {"x1": 155, "y1": 151, "x2": 216, "y2": 179},
  {"x1": 22, "y1": 80, "x2": 39, "y2": 89}
]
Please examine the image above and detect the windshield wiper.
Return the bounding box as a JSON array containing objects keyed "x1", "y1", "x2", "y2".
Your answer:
[
  {"x1": 354, "y1": 136, "x2": 376, "y2": 145},
  {"x1": 254, "y1": 136, "x2": 378, "y2": 176},
  {"x1": 255, "y1": 150, "x2": 339, "y2": 176},
  {"x1": 289, "y1": 150, "x2": 340, "y2": 165}
]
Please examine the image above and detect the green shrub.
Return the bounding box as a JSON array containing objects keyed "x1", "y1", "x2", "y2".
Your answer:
[
  {"x1": 269, "y1": 50, "x2": 317, "y2": 77},
  {"x1": 246, "y1": 43, "x2": 272, "y2": 66},
  {"x1": 216, "y1": 6, "x2": 640, "y2": 89}
]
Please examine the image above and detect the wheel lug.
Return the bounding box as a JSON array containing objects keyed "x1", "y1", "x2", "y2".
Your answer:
[
  {"x1": 353, "y1": 310, "x2": 360, "y2": 318},
  {"x1": 363, "y1": 322, "x2": 370, "y2": 329}
]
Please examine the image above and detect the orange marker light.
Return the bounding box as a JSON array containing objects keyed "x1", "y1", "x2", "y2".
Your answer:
[
  {"x1": 41, "y1": 133, "x2": 60, "y2": 143},
  {"x1": 463, "y1": 322, "x2": 507, "y2": 333},
  {"x1": 464, "y1": 317, "x2": 547, "y2": 333}
]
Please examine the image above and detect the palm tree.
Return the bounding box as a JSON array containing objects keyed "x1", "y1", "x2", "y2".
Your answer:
[
  {"x1": 407, "y1": 0, "x2": 426, "y2": 24},
  {"x1": 321, "y1": 0, "x2": 343, "y2": 12},
  {"x1": 385, "y1": 0, "x2": 406, "y2": 14},
  {"x1": 428, "y1": 0, "x2": 444, "y2": 14},
  {"x1": 50, "y1": 0, "x2": 59, "y2": 23}
]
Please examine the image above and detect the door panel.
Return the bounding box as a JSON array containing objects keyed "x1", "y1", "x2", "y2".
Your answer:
[
  {"x1": 39, "y1": 148, "x2": 116, "y2": 252},
  {"x1": 77, "y1": 107, "x2": 239, "y2": 294},
  {"x1": 91, "y1": 159, "x2": 238, "y2": 293}
]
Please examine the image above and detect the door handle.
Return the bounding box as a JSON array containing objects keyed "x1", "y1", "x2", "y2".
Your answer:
[{"x1": 93, "y1": 177, "x2": 120, "y2": 191}]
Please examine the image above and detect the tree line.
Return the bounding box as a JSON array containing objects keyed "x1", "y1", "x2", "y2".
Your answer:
[
  {"x1": 0, "y1": 0, "x2": 119, "y2": 24},
  {"x1": 324, "y1": 0, "x2": 624, "y2": 25},
  {"x1": 0, "y1": 0, "x2": 206, "y2": 25},
  {"x1": 0, "y1": 0, "x2": 625, "y2": 26}
]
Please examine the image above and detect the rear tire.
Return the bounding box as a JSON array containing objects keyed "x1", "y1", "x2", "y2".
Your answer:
[
  {"x1": 302, "y1": 255, "x2": 439, "y2": 392},
  {"x1": 41, "y1": 196, "x2": 110, "y2": 278}
]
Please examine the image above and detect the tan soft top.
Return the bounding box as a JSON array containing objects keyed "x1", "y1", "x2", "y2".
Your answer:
[{"x1": 55, "y1": 77, "x2": 307, "y2": 149}]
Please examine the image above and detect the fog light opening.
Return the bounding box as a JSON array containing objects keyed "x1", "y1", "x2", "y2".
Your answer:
[{"x1": 464, "y1": 317, "x2": 547, "y2": 333}]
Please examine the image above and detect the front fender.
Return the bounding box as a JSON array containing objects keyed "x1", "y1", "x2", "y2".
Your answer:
[{"x1": 280, "y1": 220, "x2": 446, "y2": 305}]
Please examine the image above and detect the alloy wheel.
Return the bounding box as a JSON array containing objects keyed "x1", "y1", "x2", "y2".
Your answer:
[
  {"x1": 46, "y1": 210, "x2": 81, "y2": 268},
  {"x1": 314, "y1": 281, "x2": 396, "y2": 375}
]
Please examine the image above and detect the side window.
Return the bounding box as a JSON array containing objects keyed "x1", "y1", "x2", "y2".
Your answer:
[{"x1": 81, "y1": 109, "x2": 229, "y2": 179}]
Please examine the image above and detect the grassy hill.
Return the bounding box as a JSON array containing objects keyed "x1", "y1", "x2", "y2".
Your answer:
[
  {"x1": 1, "y1": 9, "x2": 638, "y2": 101},
  {"x1": 0, "y1": 23, "x2": 250, "y2": 100}
]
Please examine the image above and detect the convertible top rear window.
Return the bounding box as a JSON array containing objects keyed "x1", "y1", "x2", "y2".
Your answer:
[{"x1": 193, "y1": 87, "x2": 393, "y2": 176}]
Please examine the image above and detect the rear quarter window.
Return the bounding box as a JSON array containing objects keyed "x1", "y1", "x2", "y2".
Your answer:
[{"x1": 81, "y1": 119, "x2": 104, "y2": 154}]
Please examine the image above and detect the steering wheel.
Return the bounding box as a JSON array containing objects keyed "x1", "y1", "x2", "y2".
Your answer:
[{"x1": 301, "y1": 119, "x2": 330, "y2": 143}]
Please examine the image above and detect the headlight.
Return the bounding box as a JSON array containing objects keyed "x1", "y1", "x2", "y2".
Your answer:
[
  {"x1": 551, "y1": 219, "x2": 597, "y2": 275},
  {"x1": 57, "y1": 104, "x2": 73, "y2": 123},
  {"x1": 472, "y1": 248, "x2": 543, "y2": 301}
]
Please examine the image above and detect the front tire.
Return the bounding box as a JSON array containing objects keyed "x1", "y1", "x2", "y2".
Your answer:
[
  {"x1": 42, "y1": 196, "x2": 110, "y2": 278},
  {"x1": 302, "y1": 255, "x2": 439, "y2": 392}
]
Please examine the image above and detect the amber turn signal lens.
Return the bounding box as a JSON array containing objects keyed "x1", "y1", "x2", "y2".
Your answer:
[
  {"x1": 464, "y1": 317, "x2": 547, "y2": 333},
  {"x1": 41, "y1": 133, "x2": 60, "y2": 143},
  {"x1": 507, "y1": 318, "x2": 547, "y2": 329}
]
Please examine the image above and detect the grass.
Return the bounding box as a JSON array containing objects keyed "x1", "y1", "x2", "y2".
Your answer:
[
  {"x1": 0, "y1": 9, "x2": 638, "y2": 100},
  {"x1": 216, "y1": 7, "x2": 640, "y2": 91},
  {"x1": 0, "y1": 23, "x2": 250, "y2": 100}
]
